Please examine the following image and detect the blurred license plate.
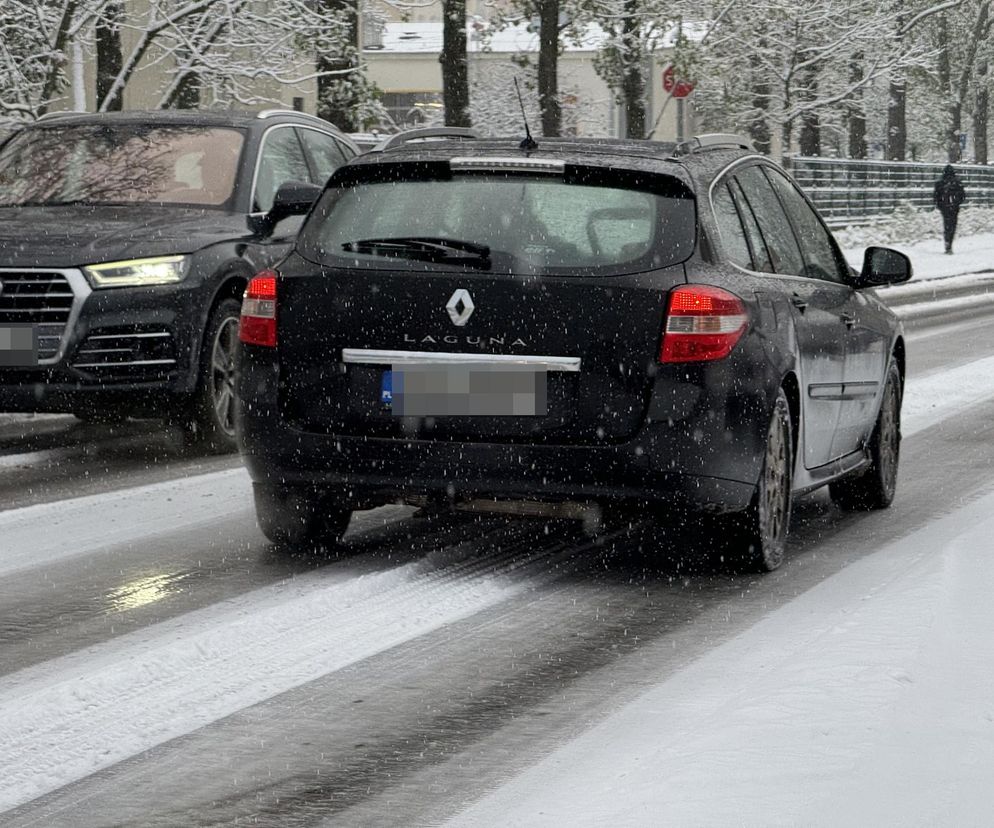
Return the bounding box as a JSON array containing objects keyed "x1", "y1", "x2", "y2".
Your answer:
[
  {"x1": 0, "y1": 325, "x2": 39, "y2": 367},
  {"x1": 381, "y1": 365, "x2": 547, "y2": 416}
]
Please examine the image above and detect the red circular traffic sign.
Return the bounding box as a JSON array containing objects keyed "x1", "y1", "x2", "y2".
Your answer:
[{"x1": 662, "y1": 64, "x2": 695, "y2": 99}]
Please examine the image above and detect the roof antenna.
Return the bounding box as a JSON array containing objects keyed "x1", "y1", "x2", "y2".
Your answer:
[{"x1": 514, "y1": 77, "x2": 538, "y2": 151}]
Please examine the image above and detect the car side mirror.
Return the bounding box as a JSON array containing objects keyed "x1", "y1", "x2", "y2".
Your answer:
[
  {"x1": 247, "y1": 180, "x2": 322, "y2": 238},
  {"x1": 856, "y1": 246, "x2": 913, "y2": 288}
]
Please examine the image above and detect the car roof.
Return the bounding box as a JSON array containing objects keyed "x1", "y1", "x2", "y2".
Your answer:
[
  {"x1": 27, "y1": 109, "x2": 346, "y2": 134},
  {"x1": 22, "y1": 109, "x2": 362, "y2": 155},
  {"x1": 347, "y1": 136, "x2": 757, "y2": 187}
]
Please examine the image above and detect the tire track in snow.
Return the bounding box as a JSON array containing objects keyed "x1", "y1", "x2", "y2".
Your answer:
[{"x1": 0, "y1": 515, "x2": 600, "y2": 814}]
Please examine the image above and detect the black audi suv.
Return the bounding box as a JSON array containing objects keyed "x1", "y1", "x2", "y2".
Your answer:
[
  {"x1": 0, "y1": 109, "x2": 358, "y2": 450},
  {"x1": 235, "y1": 131, "x2": 911, "y2": 570}
]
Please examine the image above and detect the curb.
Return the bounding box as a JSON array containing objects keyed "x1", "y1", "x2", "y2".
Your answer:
[{"x1": 874, "y1": 271, "x2": 994, "y2": 321}]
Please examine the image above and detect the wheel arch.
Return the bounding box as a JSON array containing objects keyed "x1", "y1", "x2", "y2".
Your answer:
[
  {"x1": 780, "y1": 370, "x2": 801, "y2": 473},
  {"x1": 892, "y1": 335, "x2": 906, "y2": 390}
]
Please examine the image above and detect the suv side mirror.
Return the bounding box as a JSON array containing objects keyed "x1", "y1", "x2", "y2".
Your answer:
[
  {"x1": 856, "y1": 246, "x2": 913, "y2": 288},
  {"x1": 248, "y1": 180, "x2": 323, "y2": 238}
]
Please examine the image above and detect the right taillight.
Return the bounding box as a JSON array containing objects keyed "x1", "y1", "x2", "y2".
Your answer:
[
  {"x1": 660, "y1": 285, "x2": 748, "y2": 363},
  {"x1": 240, "y1": 270, "x2": 277, "y2": 347}
]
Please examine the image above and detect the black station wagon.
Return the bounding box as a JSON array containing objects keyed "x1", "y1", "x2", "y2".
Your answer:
[{"x1": 235, "y1": 130, "x2": 911, "y2": 571}]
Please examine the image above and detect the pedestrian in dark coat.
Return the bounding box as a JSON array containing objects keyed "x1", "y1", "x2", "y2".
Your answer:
[{"x1": 933, "y1": 164, "x2": 966, "y2": 254}]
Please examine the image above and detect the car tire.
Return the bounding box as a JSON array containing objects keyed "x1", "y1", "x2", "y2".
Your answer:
[
  {"x1": 829, "y1": 360, "x2": 902, "y2": 511},
  {"x1": 183, "y1": 296, "x2": 241, "y2": 454},
  {"x1": 729, "y1": 388, "x2": 793, "y2": 572},
  {"x1": 253, "y1": 483, "x2": 352, "y2": 547}
]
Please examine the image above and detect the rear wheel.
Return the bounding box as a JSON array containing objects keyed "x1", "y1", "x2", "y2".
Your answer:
[
  {"x1": 729, "y1": 389, "x2": 793, "y2": 572},
  {"x1": 830, "y1": 361, "x2": 902, "y2": 511},
  {"x1": 253, "y1": 483, "x2": 352, "y2": 548},
  {"x1": 182, "y1": 297, "x2": 241, "y2": 453}
]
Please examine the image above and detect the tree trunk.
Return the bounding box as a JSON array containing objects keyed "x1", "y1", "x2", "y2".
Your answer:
[
  {"x1": 440, "y1": 0, "x2": 471, "y2": 127},
  {"x1": 96, "y1": 2, "x2": 124, "y2": 111},
  {"x1": 847, "y1": 55, "x2": 866, "y2": 159},
  {"x1": 169, "y1": 71, "x2": 201, "y2": 110},
  {"x1": 537, "y1": 0, "x2": 560, "y2": 137},
  {"x1": 886, "y1": 78, "x2": 907, "y2": 161},
  {"x1": 316, "y1": 0, "x2": 360, "y2": 130},
  {"x1": 620, "y1": 0, "x2": 645, "y2": 138},
  {"x1": 747, "y1": 51, "x2": 771, "y2": 155},
  {"x1": 948, "y1": 102, "x2": 963, "y2": 162},
  {"x1": 976, "y1": 61, "x2": 989, "y2": 164},
  {"x1": 798, "y1": 66, "x2": 820, "y2": 156}
]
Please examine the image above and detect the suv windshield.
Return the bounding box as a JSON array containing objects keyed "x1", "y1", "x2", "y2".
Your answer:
[
  {"x1": 298, "y1": 169, "x2": 696, "y2": 275},
  {"x1": 0, "y1": 124, "x2": 244, "y2": 208}
]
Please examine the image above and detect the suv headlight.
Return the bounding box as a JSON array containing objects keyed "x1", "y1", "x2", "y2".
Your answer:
[{"x1": 83, "y1": 255, "x2": 189, "y2": 288}]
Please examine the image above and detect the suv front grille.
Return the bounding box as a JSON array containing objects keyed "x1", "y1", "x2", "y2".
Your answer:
[{"x1": 0, "y1": 271, "x2": 75, "y2": 360}]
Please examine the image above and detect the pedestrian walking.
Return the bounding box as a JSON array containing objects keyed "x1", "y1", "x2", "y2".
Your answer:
[{"x1": 933, "y1": 164, "x2": 966, "y2": 254}]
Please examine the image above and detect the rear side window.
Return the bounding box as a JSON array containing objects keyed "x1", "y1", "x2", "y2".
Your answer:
[
  {"x1": 712, "y1": 182, "x2": 753, "y2": 270},
  {"x1": 733, "y1": 165, "x2": 805, "y2": 277},
  {"x1": 297, "y1": 167, "x2": 696, "y2": 276},
  {"x1": 729, "y1": 178, "x2": 773, "y2": 272}
]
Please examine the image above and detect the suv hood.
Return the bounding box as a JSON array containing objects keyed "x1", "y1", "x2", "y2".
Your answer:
[{"x1": 0, "y1": 205, "x2": 251, "y2": 268}]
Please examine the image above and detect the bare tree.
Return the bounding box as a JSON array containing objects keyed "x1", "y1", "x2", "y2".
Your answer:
[{"x1": 441, "y1": 0, "x2": 471, "y2": 126}]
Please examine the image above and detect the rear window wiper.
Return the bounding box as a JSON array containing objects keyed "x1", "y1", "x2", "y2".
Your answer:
[{"x1": 342, "y1": 236, "x2": 491, "y2": 265}]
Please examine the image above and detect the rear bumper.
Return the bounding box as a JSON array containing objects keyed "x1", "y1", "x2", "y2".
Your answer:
[
  {"x1": 236, "y1": 356, "x2": 770, "y2": 516},
  {"x1": 239, "y1": 427, "x2": 757, "y2": 513}
]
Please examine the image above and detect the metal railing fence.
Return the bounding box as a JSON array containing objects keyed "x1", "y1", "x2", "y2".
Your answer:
[{"x1": 782, "y1": 156, "x2": 994, "y2": 224}]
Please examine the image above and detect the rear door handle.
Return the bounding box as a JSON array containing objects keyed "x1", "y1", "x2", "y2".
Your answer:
[
  {"x1": 791, "y1": 295, "x2": 808, "y2": 313},
  {"x1": 841, "y1": 312, "x2": 856, "y2": 328}
]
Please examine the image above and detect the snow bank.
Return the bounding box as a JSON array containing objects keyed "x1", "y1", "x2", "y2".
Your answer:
[{"x1": 451, "y1": 488, "x2": 994, "y2": 827}]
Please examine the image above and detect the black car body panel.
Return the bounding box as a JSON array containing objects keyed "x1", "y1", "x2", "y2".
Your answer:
[{"x1": 235, "y1": 135, "x2": 906, "y2": 520}]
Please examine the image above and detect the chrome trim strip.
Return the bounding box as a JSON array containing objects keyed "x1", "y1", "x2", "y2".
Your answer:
[
  {"x1": 86, "y1": 331, "x2": 171, "y2": 340},
  {"x1": 341, "y1": 348, "x2": 581, "y2": 372},
  {"x1": 72, "y1": 358, "x2": 177, "y2": 369}
]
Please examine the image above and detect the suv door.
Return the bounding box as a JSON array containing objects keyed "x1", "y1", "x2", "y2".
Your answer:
[
  {"x1": 727, "y1": 164, "x2": 849, "y2": 469},
  {"x1": 763, "y1": 166, "x2": 888, "y2": 459}
]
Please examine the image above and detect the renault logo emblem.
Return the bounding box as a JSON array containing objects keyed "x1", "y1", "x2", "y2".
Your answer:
[{"x1": 446, "y1": 288, "x2": 474, "y2": 326}]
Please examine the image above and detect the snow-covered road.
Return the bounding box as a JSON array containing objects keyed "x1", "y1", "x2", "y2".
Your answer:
[{"x1": 2, "y1": 313, "x2": 994, "y2": 825}]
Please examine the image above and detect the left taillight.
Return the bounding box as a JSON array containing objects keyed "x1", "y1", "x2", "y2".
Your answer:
[
  {"x1": 239, "y1": 270, "x2": 278, "y2": 347},
  {"x1": 660, "y1": 285, "x2": 748, "y2": 363}
]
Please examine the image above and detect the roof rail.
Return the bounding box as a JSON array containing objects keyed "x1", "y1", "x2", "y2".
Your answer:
[
  {"x1": 36, "y1": 111, "x2": 84, "y2": 121},
  {"x1": 674, "y1": 133, "x2": 755, "y2": 156},
  {"x1": 375, "y1": 127, "x2": 481, "y2": 152},
  {"x1": 256, "y1": 109, "x2": 331, "y2": 126}
]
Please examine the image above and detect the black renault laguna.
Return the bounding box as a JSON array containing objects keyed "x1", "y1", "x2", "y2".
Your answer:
[{"x1": 235, "y1": 131, "x2": 911, "y2": 571}]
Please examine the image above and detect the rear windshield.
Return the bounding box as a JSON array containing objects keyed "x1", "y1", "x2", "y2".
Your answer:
[
  {"x1": 297, "y1": 166, "x2": 696, "y2": 276},
  {"x1": 0, "y1": 124, "x2": 244, "y2": 208}
]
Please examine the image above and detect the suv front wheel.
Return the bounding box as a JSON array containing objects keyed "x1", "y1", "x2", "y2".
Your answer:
[{"x1": 183, "y1": 297, "x2": 241, "y2": 453}]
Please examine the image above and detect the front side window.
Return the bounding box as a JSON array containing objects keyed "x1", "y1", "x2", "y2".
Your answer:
[
  {"x1": 252, "y1": 127, "x2": 311, "y2": 213},
  {"x1": 0, "y1": 125, "x2": 244, "y2": 208},
  {"x1": 298, "y1": 168, "x2": 696, "y2": 276},
  {"x1": 763, "y1": 167, "x2": 849, "y2": 283}
]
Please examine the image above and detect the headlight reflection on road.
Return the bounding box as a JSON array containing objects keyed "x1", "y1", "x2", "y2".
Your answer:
[{"x1": 107, "y1": 572, "x2": 191, "y2": 613}]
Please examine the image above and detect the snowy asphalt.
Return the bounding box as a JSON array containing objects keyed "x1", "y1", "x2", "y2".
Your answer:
[{"x1": 1, "y1": 309, "x2": 993, "y2": 825}]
